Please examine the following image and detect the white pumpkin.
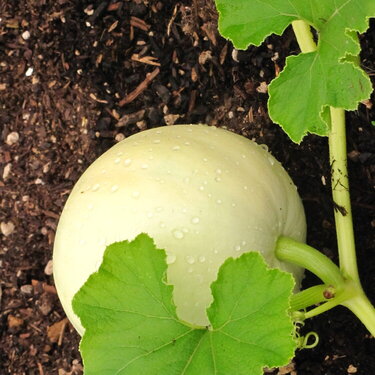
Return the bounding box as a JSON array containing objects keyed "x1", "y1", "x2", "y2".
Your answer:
[{"x1": 53, "y1": 124, "x2": 306, "y2": 334}]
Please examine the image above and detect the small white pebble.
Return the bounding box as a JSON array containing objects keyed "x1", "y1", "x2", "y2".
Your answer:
[
  {"x1": 21, "y1": 30, "x2": 30, "y2": 40},
  {"x1": 6, "y1": 132, "x2": 19, "y2": 145},
  {"x1": 115, "y1": 133, "x2": 125, "y2": 142},
  {"x1": 84, "y1": 6, "x2": 94, "y2": 15},
  {"x1": 3, "y1": 163, "x2": 11, "y2": 180},
  {"x1": 1, "y1": 221, "x2": 15, "y2": 236},
  {"x1": 231, "y1": 49, "x2": 239, "y2": 62},
  {"x1": 34, "y1": 178, "x2": 44, "y2": 185},
  {"x1": 44, "y1": 260, "x2": 53, "y2": 275},
  {"x1": 25, "y1": 67, "x2": 33, "y2": 76},
  {"x1": 256, "y1": 81, "x2": 268, "y2": 94},
  {"x1": 347, "y1": 364, "x2": 358, "y2": 374},
  {"x1": 20, "y1": 285, "x2": 33, "y2": 294}
]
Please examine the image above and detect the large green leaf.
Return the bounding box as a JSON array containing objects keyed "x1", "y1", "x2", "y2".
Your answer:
[
  {"x1": 73, "y1": 234, "x2": 296, "y2": 374},
  {"x1": 215, "y1": 0, "x2": 375, "y2": 142}
]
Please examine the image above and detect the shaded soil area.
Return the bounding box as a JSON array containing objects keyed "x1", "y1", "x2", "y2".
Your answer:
[{"x1": 1, "y1": 0, "x2": 374, "y2": 374}]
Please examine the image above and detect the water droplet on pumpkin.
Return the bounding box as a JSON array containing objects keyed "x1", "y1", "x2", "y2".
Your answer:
[
  {"x1": 173, "y1": 229, "x2": 184, "y2": 239},
  {"x1": 216, "y1": 199, "x2": 222, "y2": 204},
  {"x1": 234, "y1": 245, "x2": 241, "y2": 252},
  {"x1": 172, "y1": 145, "x2": 180, "y2": 151},
  {"x1": 87, "y1": 203, "x2": 94, "y2": 210},
  {"x1": 166, "y1": 254, "x2": 176, "y2": 264},
  {"x1": 198, "y1": 256, "x2": 206, "y2": 263},
  {"x1": 159, "y1": 221, "x2": 166, "y2": 228},
  {"x1": 191, "y1": 217, "x2": 200, "y2": 224},
  {"x1": 260, "y1": 144, "x2": 269, "y2": 152},
  {"x1": 132, "y1": 191, "x2": 140, "y2": 199},
  {"x1": 186, "y1": 256, "x2": 195, "y2": 264},
  {"x1": 268, "y1": 156, "x2": 275, "y2": 166},
  {"x1": 114, "y1": 158, "x2": 121, "y2": 164},
  {"x1": 141, "y1": 163, "x2": 149, "y2": 169},
  {"x1": 92, "y1": 184, "x2": 100, "y2": 192},
  {"x1": 124, "y1": 159, "x2": 132, "y2": 167},
  {"x1": 111, "y1": 185, "x2": 119, "y2": 192},
  {"x1": 153, "y1": 139, "x2": 161, "y2": 144}
]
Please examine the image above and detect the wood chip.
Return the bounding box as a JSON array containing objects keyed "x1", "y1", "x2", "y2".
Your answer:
[
  {"x1": 119, "y1": 68, "x2": 160, "y2": 106},
  {"x1": 361, "y1": 99, "x2": 373, "y2": 109},
  {"x1": 89, "y1": 93, "x2": 108, "y2": 104},
  {"x1": 167, "y1": 4, "x2": 179, "y2": 36},
  {"x1": 130, "y1": 16, "x2": 150, "y2": 31},
  {"x1": 198, "y1": 50, "x2": 212, "y2": 65},
  {"x1": 108, "y1": 20, "x2": 119, "y2": 33},
  {"x1": 115, "y1": 110, "x2": 146, "y2": 127},
  {"x1": 201, "y1": 22, "x2": 217, "y2": 46},
  {"x1": 107, "y1": 2, "x2": 121, "y2": 11},
  {"x1": 256, "y1": 81, "x2": 268, "y2": 94},
  {"x1": 164, "y1": 113, "x2": 180, "y2": 125},
  {"x1": 47, "y1": 318, "x2": 69, "y2": 343},
  {"x1": 8, "y1": 315, "x2": 24, "y2": 328},
  {"x1": 131, "y1": 54, "x2": 160, "y2": 66},
  {"x1": 220, "y1": 43, "x2": 228, "y2": 65}
]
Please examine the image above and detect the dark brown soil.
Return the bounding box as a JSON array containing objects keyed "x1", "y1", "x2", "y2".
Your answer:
[{"x1": 1, "y1": 1, "x2": 374, "y2": 374}]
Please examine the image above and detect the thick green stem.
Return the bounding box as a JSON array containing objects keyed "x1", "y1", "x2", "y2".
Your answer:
[
  {"x1": 276, "y1": 237, "x2": 375, "y2": 335},
  {"x1": 290, "y1": 20, "x2": 375, "y2": 324},
  {"x1": 276, "y1": 237, "x2": 345, "y2": 288},
  {"x1": 343, "y1": 293, "x2": 375, "y2": 337},
  {"x1": 291, "y1": 20, "x2": 317, "y2": 53},
  {"x1": 290, "y1": 284, "x2": 330, "y2": 311},
  {"x1": 328, "y1": 108, "x2": 359, "y2": 282},
  {"x1": 292, "y1": 18, "x2": 359, "y2": 285}
]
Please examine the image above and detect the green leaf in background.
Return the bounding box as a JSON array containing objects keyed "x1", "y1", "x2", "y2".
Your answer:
[
  {"x1": 215, "y1": 0, "x2": 375, "y2": 142},
  {"x1": 73, "y1": 234, "x2": 296, "y2": 375}
]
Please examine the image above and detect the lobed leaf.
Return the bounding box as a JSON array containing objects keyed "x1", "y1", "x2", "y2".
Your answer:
[
  {"x1": 215, "y1": 0, "x2": 375, "y2": 142},
  {"x1": 73, "y1": 234, "x2": 296, "y2": 375}
]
